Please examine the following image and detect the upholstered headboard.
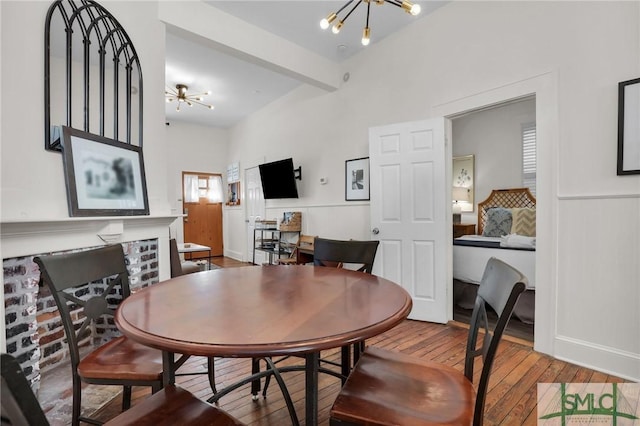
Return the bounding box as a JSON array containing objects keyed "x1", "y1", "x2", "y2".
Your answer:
[{"x1": 477, "y1": 188, "x2": 536, "y2": 235}]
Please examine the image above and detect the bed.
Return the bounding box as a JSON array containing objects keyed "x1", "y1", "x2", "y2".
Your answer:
[{"x1": 453, "y1": 188, "x2": 536, "y2": 324}]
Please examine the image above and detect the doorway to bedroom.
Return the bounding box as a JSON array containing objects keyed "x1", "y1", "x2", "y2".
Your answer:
[{"x1": 450, "y1": 95, "x2": 537, "y2": 342}]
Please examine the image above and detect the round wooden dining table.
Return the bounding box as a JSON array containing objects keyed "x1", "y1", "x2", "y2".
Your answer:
[{"x1": 115, "y1": 265, "x2": 412, "y2": 426}]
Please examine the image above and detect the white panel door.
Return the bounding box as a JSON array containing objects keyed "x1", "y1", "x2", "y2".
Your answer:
[
  {"x1": 245, "y1": 166, "x2": 265, "y2": 264},
  {"x1": 370, "y1": 118, "x2": 448, "y2": 323}
]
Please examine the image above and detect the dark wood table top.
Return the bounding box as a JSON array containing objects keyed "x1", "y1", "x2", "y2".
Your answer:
[{"x1": 115, "y1": 265, "x2": 412, "y2": 358}]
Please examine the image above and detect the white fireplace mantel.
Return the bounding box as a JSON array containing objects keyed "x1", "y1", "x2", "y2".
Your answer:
[{"x1": 1, "y1": 215, "x2": 180, "y2": 259}]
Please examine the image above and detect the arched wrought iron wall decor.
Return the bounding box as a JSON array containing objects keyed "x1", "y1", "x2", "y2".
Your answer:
[{"x1": 44, "y1": 0, "x2": 143, "y2": 151}]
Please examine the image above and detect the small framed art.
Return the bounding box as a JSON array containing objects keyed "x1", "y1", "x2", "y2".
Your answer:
[
  {"x1": 452, "y1": 155, "x2": 475, "y2": 211},
  {"x1": 617, "y1": 77, "x2": 640, "y2": 175},
  {"x1": 60, "y1": 126, "x2": 149, "y2": 216},
  {"x1": 345, "y1": 157, "x2": 370, "y2": 201}
]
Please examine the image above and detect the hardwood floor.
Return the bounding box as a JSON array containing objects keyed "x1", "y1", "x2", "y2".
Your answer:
[
  {"x1": 91, "y1": 317, "x2": 626, "y2": 426},
  {"x1": 212, "y1": 256, "x2": 254, "y2": 268}
]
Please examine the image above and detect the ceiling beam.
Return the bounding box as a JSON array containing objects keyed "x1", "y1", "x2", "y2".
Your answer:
[{"x1": 158, "y1": 1, "x2": 342, "y2": 92}]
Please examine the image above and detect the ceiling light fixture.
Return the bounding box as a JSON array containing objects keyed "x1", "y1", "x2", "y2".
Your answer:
[
  {"x1": 320, "y1": 0, "x2": 421, "y2": 46},
  {"x1": 165, "y1": 84, "x2": 214, "y2": 112}
]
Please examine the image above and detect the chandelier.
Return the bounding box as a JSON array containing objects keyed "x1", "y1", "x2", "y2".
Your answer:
[
  {"x1": 320, "y1": 0, "x2": 421, "y2": 46},
  {"x1": 165, "y1": 84, "x2": 214, "y2": 112}
]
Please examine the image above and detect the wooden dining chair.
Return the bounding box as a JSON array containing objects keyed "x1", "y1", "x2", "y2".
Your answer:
[
  {"x1": 34, "y1": 245, "x2": 165, "y2": 426},
  {"x1": 313, "y1": 237, "x2": 381, "y2": 367},
  {"x1": 329, "y1": 257, "x2": 527, "y2": 426},
  {"x1": 312, "y1": 237, "x2": 379, "y2": 273},
  {"x1": 1, "y1": 353, "x2": 244, "y2": 426},
  {"x1": 170, "y1": 238, "x2": 201, "y2": 277},
  {"x1": 262, "y1": 238, "x2": 380, "y2": 397},
  {"x1": 168, "y1": 238, "x2": 218, "y2": 394}
]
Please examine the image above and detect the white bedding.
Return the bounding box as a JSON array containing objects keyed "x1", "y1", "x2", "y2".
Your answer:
[{"x1": 453, "y1": 236, "x2": 536, "y2": 289}]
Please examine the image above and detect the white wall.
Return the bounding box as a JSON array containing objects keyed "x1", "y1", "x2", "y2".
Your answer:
[
  {"x1": 452, "y1": 98, "x2": 536, "y2": 225},
  {"x1": 164, "y1": 119, "x2": 229, "y2": 242},
  {"x1": 225, "y1": 2, "x2": 640, "y2": 380},
  {"x1": 1, "y1": 1, "x2": 169, "y2": 219}
]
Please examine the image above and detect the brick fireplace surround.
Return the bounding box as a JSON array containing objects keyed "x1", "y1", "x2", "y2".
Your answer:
[{"x1": 1, "y1": 216, "x2": 177, "y2": 394}]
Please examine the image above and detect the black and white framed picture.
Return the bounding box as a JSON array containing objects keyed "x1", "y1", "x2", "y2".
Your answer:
[
  {"x1": 60, "y1": 126, "x2": 149, "y2": 216},
  {"x1": 617, "y1": 77, "x2": 640, "y2": 175},
  {"x1": 345, "y1": 157, "x2": 370, "y2": 201}
]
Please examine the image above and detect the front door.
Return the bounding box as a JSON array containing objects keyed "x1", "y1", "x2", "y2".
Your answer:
[
  {"x1": 369, "y1": 118, "x2": 449, "y2": 323},
  {"x1": 182, "y1": 172, "x2": 224, "y2": 257}
]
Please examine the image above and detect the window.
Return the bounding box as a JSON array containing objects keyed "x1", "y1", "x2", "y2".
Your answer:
[
  {"x1": 522, "y1": 122, "x2": 537, "y2": 196},
  {"x1": 183, "y1": 173, "x2": 223, "y2": 203}
]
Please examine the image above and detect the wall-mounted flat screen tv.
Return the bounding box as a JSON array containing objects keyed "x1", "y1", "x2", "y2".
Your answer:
[{"x1": 259, "y1": 158, "x2": 299, "y2": 199}]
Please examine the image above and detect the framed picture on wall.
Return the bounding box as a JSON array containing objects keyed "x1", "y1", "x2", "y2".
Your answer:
[
  {"x1": 60, "y1": 126, "x2": 149, "y2": 216},
  {"x1": 345, "y1": 157, "x2": 370, "y2": 201},
  {"x1": 452, "y1": 155, "x2": 475, "y2": 211},
  {"x1": 617, "y1": 77, "x2": 640, "y2": 175}
]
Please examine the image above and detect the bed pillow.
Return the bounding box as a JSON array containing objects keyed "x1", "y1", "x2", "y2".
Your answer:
[
  {"x1": 482, "y1": 208, "x2": 513, "y2": 237},
  {"x1": 511, "y1": 207, "x2": 536, "y2": 237}
]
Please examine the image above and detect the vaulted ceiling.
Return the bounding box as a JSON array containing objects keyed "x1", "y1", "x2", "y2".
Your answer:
[{"x1": 164, "y1": 1, "x2": 447, "y2": 128}]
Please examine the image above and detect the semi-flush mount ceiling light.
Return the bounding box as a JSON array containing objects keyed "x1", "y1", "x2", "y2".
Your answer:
[
  {"x1": 320, "y1": 0, "x2": 421, "y2": 46},
  {"x1": 165, "y1": 84, "x2": 214, "y2": 112}
]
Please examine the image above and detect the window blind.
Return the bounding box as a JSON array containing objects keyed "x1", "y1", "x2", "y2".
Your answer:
[{"x1": 522, "y1": 122, "x2": 537, "y2": 195}]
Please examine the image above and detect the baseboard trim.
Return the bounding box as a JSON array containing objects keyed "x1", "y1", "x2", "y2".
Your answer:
[
  {"x1": 224, "y1": 249, "x2": 243, "y2": 261},
  {"x1": 555, "y1": 335, "x2": 640, "y2": 382}
]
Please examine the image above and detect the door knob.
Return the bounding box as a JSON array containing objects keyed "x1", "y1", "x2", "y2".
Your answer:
[{"x1": 372, "y1": 228, "x2": 380, "y2": 235}]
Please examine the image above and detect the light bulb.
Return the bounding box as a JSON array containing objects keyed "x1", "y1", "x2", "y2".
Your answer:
[
  {"x1": 206, "y1": 90, "x2": 212, "y2": 95},
  {"x1": 208, "y1": 105, "x2": 214, "y2": 110},
  {"x1": 401, "y1": 1, "x2": 420, "y2": 15},
  {"x1": 320, "y1": 13, "x2": 337, "y2": 30},
  {"x1": 332, "y1": 21, "x2": 344, "y2": 34},
  {"x1": 361, "y1": 27, "x2": 370, "y2": 46}
]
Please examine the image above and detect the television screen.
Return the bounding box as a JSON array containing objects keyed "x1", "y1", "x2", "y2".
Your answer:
[{"x1": 259, "y1": 158, "x2": 299, "y2": 199}]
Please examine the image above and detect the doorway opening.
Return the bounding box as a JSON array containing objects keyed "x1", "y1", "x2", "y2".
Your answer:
[
  {"x1": 182, "y1": 171, "x2": 224, "y2": 259},
  {"x1": 450, "y1": 96, "x2": 537, "y2": 343}
]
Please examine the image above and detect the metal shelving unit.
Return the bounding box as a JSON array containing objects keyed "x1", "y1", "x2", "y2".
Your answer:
[{"x1": 252, "y1": 228, "x2": 300, "y2": 265}]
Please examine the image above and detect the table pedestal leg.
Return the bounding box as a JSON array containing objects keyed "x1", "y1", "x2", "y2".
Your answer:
[{"x1": 305, "y1": 352, "x2": 319, "y2": 426}]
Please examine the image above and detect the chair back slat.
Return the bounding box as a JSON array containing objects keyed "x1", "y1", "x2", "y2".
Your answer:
[
  {"x1": 464, "y1": 257, "x2": 527, "y2": 426},
  {"x1": 313, "y1": 238, "x2": 379, "y2": 273},
  {"x1": 34, "y1": 244, "x2": 129, "y2": 291}
]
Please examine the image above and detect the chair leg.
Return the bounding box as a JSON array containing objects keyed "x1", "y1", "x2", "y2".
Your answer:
[
  {"x1": 340, "y1": 346, "x2": 351, "y2": 385},
  {"x1": 207, "y1": 356, "x2": 217, "y2": 394},
  {"x1": 353, "y1": 340, "x2": 365, "y2": 365},
  {"x1": 251, "y1": 358, "x2": 261, "y2": 400},
  {"x1": 122, "y1": 385, "x2": 132, "y2": 410},
  {"x1": 262, "y1": 362, "x2": 272, "y2": 398},
  {"x1": 72, "y1": 374, "x2": 82, "y2": 426}
]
